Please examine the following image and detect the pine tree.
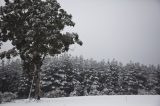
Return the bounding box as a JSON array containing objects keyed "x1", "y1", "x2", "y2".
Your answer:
[
  {"x1": 0, "y1": 59, "x2": 22, "y2": 93},
  {"x1": 155, "y1": 65, "x2": 160, "y2": 94}
]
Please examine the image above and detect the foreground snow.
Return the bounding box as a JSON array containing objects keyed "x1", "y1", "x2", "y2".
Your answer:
[{"x1": 2, "y1": 95, "x2": 160, "y2": 106}]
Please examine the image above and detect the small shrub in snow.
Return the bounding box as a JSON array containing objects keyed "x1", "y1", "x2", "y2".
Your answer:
[
  {"x1": 44, "y1": 89, "x2": 66, "y2": 98},
  {"x1": 100, "y1": 88, "x2": 110, "y2": 95},
  {"x1": 2, "y1": 92, "x2": 17, "y2": 102},
  {"x1": 0, "y1": 92, "x2": 2, "y2": 104}
]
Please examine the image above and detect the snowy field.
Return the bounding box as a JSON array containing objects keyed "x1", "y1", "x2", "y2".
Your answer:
[{"x1": 2, "y1": 95, "x2": 160, "y2": 106}]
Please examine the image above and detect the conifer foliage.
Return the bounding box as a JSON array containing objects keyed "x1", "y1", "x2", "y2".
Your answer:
[{"x1": 0, "y1": 55, "x2": 160, "y2": 100}]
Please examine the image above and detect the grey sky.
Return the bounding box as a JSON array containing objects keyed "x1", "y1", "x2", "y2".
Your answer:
[
  {"x1": 58, "y1": 0, "x2": 160, "y2": 65},
  {"x1": 1, "y1": 0, "x2": 160, "y2": 65}
]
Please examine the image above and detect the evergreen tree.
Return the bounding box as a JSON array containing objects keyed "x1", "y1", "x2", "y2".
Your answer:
[
  {"x1": 105, "y1": 60, "x2": 120, "y2": 94},
  {"x1": 0, "y1": 59, "x2": 22, "y2": 93},
  {"x1": 155, "y1": 65, "x2": 160, "y2": 94}
]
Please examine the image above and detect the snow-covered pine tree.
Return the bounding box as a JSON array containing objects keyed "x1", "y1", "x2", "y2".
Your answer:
[
  {"x1": 105, "y1": 60, "x2": 120, "y2": 94},
  {"x1": 41, "y1": 54, "x2": 79, "y2": 96},
  {"x1": 155, "y1": 65, "x2": 160, "y2": 94},
  {"x1": 0, "y1": 59, "x2": 22, "y2": 93},
  {"x1": 122, "y1": 62, "x2": 147, "y2": 94}
]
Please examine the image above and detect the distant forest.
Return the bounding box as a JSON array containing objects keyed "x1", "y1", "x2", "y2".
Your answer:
[{"x1": 0, "y1": 54, "x2": 160, "y2": 99}]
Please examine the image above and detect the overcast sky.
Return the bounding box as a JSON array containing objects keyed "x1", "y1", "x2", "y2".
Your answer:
[{"x1": 1, "y1": 0, "x2": 160, "y2": 65}]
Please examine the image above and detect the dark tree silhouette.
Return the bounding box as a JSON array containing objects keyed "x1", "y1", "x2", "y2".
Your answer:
[{"x1": 0, "y1": 0, "x2": 82, "y2": 100}]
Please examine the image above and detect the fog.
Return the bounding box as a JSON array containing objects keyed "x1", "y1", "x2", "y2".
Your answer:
[{"x1": 58, "y1": 0, "x2": 160, "y2": 65}]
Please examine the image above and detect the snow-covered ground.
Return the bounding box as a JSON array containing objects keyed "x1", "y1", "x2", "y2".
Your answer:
[{"x1": 2, "y1": 95, "x2": 160, "y2": 106}]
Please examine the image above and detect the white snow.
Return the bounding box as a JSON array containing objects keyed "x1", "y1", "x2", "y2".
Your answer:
[{"x1": 2, "y1": 95, "x2": 160, "y2": 106}]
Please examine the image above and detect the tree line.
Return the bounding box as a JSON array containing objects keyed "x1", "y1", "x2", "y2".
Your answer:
[{"x1": 0, "y1": 54, "x2": 160, "y2": 99}]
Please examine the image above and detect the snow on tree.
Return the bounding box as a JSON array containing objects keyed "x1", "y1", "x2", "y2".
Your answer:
[
  {"x1": 155, "y1": 65, "x2": 160, "y2": 94},
  {"x1": 0, "y1": 59, "x2": 22, "y2": 93},
  {"x1": 0, "y1": 0, "x2": 82, "y2": 100},
  {"x1": 121, "y1": 62, "x2": 148, "y2": 94}
]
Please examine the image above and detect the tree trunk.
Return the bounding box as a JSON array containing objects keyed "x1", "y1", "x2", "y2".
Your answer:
[{"x1": 35, "y1": 64, "x2": 41, "y2": 100}]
